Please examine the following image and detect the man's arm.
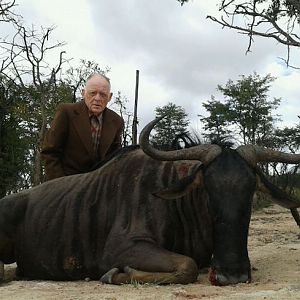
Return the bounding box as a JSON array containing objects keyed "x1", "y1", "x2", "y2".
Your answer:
[{"x1": 41, "y1": 104, "x2": 68, "y2": 180}]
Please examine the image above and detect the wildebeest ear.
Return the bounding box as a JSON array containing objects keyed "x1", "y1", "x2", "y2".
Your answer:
[
  {"x1": 153, "y1": 171, "x2": 203, "y2": 200},
  {"x1": 255, "y1": 170, "x2": 300, "y2": 209}
]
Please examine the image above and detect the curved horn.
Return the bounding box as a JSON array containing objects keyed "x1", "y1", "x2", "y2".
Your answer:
[
  {"x1": 139, "y1": 116, "x2": 222, "y2": 165},
  {"x1": 237, "y1": 145, "x2": 300, "y2": 166}
]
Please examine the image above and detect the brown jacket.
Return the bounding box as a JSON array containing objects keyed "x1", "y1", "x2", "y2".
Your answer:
[{"x1": 41, "y1": 101, "x2": 124, "y2": 180}]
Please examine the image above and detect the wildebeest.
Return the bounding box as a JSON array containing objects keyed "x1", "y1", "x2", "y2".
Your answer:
[{"x1": 0, "y1": 117, "x2": 299, "y2": 285}]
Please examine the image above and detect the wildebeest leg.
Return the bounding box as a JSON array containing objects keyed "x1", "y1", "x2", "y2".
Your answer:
[{"x1": 101, "y1": 242, "x2": 198, "y2": 284}]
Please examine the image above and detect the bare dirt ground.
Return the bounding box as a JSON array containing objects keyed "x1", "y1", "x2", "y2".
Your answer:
[{"x1": 1, "y1": 204, "x2": 299, "y2": 300}]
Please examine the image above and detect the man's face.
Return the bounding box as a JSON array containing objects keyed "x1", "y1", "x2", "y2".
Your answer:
[{"x1": 82, "y1": 75, "x2": 112, "y2": 115}]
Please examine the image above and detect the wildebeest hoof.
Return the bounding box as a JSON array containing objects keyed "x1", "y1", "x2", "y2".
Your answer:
[{"x1": 100, "y1": 267, "x2": 120, "y2": 284}]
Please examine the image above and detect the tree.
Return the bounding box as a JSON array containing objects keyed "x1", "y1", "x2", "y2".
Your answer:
[
  {"x1": 199, "y1": 97, "x2": 232, "y2": 142},
  {"x1": 274, "y1": 126, "x2": 300, "y2": 153},
  {"x1": 0, "y1": 23, "x2": 68, "y2": 185},
  {"x1": 151, "y1": 102, "x2": 189, "y2": 149},
  {"x1": 110, "y1": 91, "x2": 134, "y2": 146},
  {"x1": 201, "y1": 73, "x2": 281, "y2": 145},
  {"x1": 177, "y1": 0, "x2": 300, "y2": 67},
  {"x1": 0, "y1": 75, "x2": 30, "y2": 197},
  {"x1": 221, "y1": 73, "x2": 281, "y2": 145}
]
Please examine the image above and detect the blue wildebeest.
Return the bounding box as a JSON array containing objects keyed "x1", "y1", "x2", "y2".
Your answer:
[{"x1": 0, "y1": 117, "x2": 299, "y2": 285}]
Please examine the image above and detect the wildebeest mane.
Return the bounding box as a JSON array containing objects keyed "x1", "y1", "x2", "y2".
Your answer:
[
  {"x1": 210, "y1": 138, "x2": 234, "y2": 149},
  {"x1": 172, "y1": 133, "x2": 234, "y2": 150}
]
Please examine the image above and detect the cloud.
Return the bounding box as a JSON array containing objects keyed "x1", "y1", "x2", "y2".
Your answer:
[
  {"x1": 88, "y1": 0, "x2": 289, "y2": 97},
  {"x1": 13, "y1": 0, "x2": 300, "y2": 131}
]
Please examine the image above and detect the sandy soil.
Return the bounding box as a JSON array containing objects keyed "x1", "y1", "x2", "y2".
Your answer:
[{"x1": 1, "y1": 204, "x2": 299, "y2": 300}]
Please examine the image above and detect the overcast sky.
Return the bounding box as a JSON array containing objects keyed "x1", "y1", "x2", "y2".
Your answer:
[{"x1": 14, "y1": 0, "x2": 300, "y2": 133}]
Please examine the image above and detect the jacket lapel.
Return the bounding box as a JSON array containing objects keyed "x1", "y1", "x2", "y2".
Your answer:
[{"x1": 71, "y1": 101, "x2": 94, "y2": 158}]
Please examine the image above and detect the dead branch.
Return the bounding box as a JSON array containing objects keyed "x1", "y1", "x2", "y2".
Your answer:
[
  {"x1": 0, "y1": 0, "x2": 19, "y2": 24},
  {"x1": 208, "y1": 0, "x2": 300, "y2": 67}
]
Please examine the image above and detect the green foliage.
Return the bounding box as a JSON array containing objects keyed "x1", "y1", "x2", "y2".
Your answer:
[
  {"x1": 199, "y1": 97, "x2": 232, "y2": 142},
  {"x1": 0, "y1": 76, "x2": 30, "y2": 196},
  {"x1": 0, "y1": 74, "x2": 76, "y2": 196},
  {"x1": 273, "y1": 125, "x2": 300, "y2": 153},
  {"x1": 201, "y1": 73, "x2": 280, "y2": 145},
  {"x1": 151, "y1": 102, "x2": 189, "y2": 149}
]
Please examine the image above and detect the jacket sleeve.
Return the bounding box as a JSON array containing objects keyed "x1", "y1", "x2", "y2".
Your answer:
[{"x1": 41, "y1": 104, "x2": 68, "y2": 180}]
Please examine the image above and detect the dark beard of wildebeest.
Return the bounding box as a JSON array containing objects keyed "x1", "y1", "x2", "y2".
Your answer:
[{"x1": 0, "y1": 117, "x2": 300, "y2": 286}]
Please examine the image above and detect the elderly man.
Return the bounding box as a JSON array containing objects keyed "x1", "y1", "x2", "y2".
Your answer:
[{"x1": 41, "y1": 73, "x2": 124, "y2": 180}]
